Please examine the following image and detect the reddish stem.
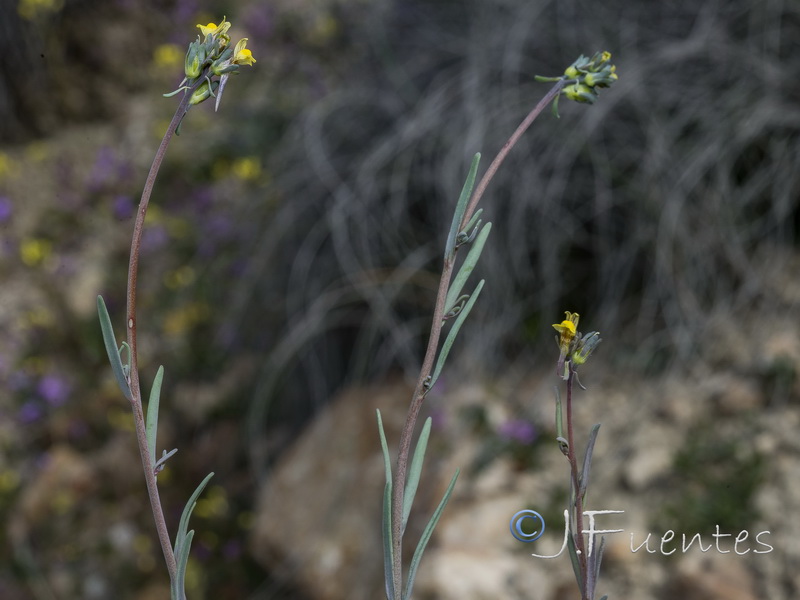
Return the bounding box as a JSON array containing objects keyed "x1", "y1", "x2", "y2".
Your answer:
[
  {"x1": 125, "y1": 82, "x2": 200, "y2": 581},
  {"x1": 389, "y1": 80, "x2": 566, "y2": 599},
  {"x1": 566, "y1": 366, "x2": 589, "y2": 600}
]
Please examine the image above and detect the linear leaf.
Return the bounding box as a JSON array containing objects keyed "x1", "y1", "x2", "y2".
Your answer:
[
  {"x1": 554, "y1": 386, "x2": 563, "y2": 439},
  {"x1": 444, "y1": 153, "x2": 480, "y2": 258},
  {"x1": 97, "y1": 295, "x2": 132, "y2": 400},
  {"x1": 173, "y1": 528, "x2": 195, "y2": 600},
  {"x1": 567, "y1": 531, "x2": 583, "y2": 591},
  {"x1": 382, "y1": 480, "x2": 395, "y2": 600},
  {"x1": 402, "y1": 417, "x2": 432, "y2": 532},
  {"x1": 376, "y1": 410, "x2": 393, "y2": 485},
  {"x1": 593, "y1": 535, "x2": 607, "y2": 595},
  {"x1": 579, "y1": 424, "x2": 601, "y2": 501},
  {"x1": 403, "y1": 469, "x2": 459, "y2": 600},
  {"x1": 429, "y1": 280, "x2": 484, "y2": 390},
  {"x1": 444, "y1": 222, "x2": 492, "y2": 314},
  {"x1": 146, "y1": 366, "x2": 165, "y2": 470},
  {"x1": 174, "y1": 472, "x2": 214, "y2": 560},
  {"x1": 462, "y1": 208, "x2": 483, "y2": 236}
]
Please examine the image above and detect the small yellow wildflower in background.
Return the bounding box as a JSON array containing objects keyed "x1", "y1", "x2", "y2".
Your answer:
[
  {"x1": 18, "y1": 0, "x2": 64, "y2": 20},
  {"x1": 164, "y1": 265, "x2": 196, "y2": 290},
  {"x1": 232, "y1": 156, "x2": 261, "y2": 180},
  {"x1": 153, "y1": 44, "x2": 184, "y2": 70},
  {"x1": 194, "y1": 485, "x2": 229, "y2": 518},
  {"x1": 25, "y1": 142, "x2": 48, "y2": 162},
  {"x1": 20, "y1": 238, "x2": 52, "y2": 267},
  {"x1": 0, "y1": 153, "x2": 20, "y2": 180}
]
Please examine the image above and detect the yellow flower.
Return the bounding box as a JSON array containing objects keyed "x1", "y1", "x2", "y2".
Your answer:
[
  {"x1": 552, "y1": 311, "x2": 579, "y2": 348},
  {"x1": 197, "y1": 19, "x2": 231, "y2": 38},
  {"x1": 232, "y1": 38, "x2": 256, "y2": 66},
  {"x1": 553, "y1": 311, "x2": 579, "y2": 378}
]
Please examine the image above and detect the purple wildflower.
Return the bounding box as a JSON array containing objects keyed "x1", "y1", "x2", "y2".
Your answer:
[
  {"x1": 497, "y1": 419, "x2": 538, "y2": 445},
  {"x1": 38, "y1": 374, "x2": 71, "y2": 406}
]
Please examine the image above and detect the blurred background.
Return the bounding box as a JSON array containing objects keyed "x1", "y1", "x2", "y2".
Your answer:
[{"x1": 1, "y1": 0, "x2": 799, "y2": 598}]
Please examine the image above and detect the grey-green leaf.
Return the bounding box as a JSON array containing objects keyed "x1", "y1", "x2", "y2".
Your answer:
[
  {"x1": 382, "y1": 480, "x2": 395, "y2": 600},
  {"x1": 172, "y1": 528, "x2": 195, "y2": 600},
  {"x1": 554, "y1": 386, "x2": 563, "y2": 440},
  {"x1": 444, "y1": 222, "x2": 491, "y2": 314},
  {"x1": 429, "y1": 280, "x2": 484, "y2": 391},
  {"x1": 403, "y1": 417, "x2": 431, "y2": 533},
  {"x1": 445, "y1": 153, "x2": 480, "y2": 258},
  {"x1": 403, "y1": 469, "x2": 459, "y2": 600},
  {"x1": 146, "y1": 366, "x2": 165, "y2": 471},
  {"x1": 567, "y1": 531, "x2": 583, "y2": 591},
  {"x1": 376, "y1": 410, "x2": 393, "y2": 485},
  {"x1": 579, "y1": 424, "x2": 601, "y2": 501},
  {"x1": 462, "y1": 208, "x2": 483, "y2": 236},
  {"x1": 174, "y1": 472, "x2": 214, "y2": 561},
  {"x1": 97, "y1": 295, "x2": 132, "y2": 400}
]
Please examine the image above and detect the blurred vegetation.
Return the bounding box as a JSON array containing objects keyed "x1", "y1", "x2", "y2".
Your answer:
[
  {"x1": 0, "y1": 0, "x2": 798, "y2": 597},
  {"x1": 655, "y1": 421, "x2": 765, "y2": 536}
]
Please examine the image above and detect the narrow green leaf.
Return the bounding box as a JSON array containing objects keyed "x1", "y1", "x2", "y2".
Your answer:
[
  {"x1": 444, "y1": 153, "x2": 481, "y2": 258},
  {"x1": 579, "y1": 424, "x2": 601, "y2": 501},
  {"x1": 382, "y1": 480, "x2": 395, "y2": 600},
  {"x1": 173, "y1": 528, "x2": 195, "y2": 600},
  {"x1": 97, "y1": 295, "x2": 132, "y2": 400},
  {"x1": 174, "y1": 472, "x2": 214, "y2": 560},
  {"x1": 444, "y1": 222, "x2": 492, "y2": 313},
  {"x1": 146, "y1": 366, "x2": 165, "y2": 470},
  {"x1": 567, "y1": 531, "x2": 583, "y2": 591},
  {"x1": 402, "y1": 417, "x2": 432, "y2": 532},
  {"x1": 403, "y1": 469, "x2": 459, "y2": 600},
  {"x1": 592, "y1": 535, "x2": 607, "y2": 596},
  {"x1": 429, "y1": 280, "x2": 484, "y2": 390},
  {"x1": 462, "y1": 208, "x2": 483, "y2": 235},
  {"x1": 554, "y1": 387, "x2": 563, "y2": 440},
  {"x1": 376, "y1": 410, "x2": 393, "y2": 485}
]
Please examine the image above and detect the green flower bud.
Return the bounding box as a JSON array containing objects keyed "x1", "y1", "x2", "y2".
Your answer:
[
  {"x1": 189, "y1": 80, "x2": 220, "y2": 105},
  {"x1": 563, "y1": 83, "x2": 597, "y2": 104},
  {"x1": 184, "y1": 41, "x2": 205, "y2": 80}
]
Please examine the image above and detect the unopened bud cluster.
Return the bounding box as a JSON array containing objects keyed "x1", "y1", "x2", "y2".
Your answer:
[
  {"x1": 536, "y1": 51, "x2": 618, "y2": 108},
  {"x1": 165, "y1": 18, "x2": 256, "y2": 107}
]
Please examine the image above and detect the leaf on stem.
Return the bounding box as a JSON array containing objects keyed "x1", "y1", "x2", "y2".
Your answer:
[
  {"x1": 403, "y1": 417, "x2": 432, "y2": 533},
  {"x1": 403, "y1": 469, "x2": 459, "y2": 600},
  {"x1": 444, "y1": 153, "x2": 481, "y2": 259},
  {"x1": 172, "y1": 529, "x2": 195, "y2": 600},
  {"x1": 173, "y1": 472, "x2": 214, "y2": 569},
  {"x1": 462, "y1": 208, "x2": 483, "y2": 236},
  {"x1": 376, "y1": 411, "x2": 396, "y2": 600},
  {"x1": 567, "y1": 531, "x2": 583, "y2": 592},
  {"x1": 428, "y1": 280, "x2": 485, "y2": 391},
  {"x1": 376, "y1": 410, "x2": 393, "y2": 485},
  {"x1": 578, "y1": 424, "x2": 601, "y2": 502},
  {"x1": 444, "y1": 222, "x2": 492, "y2": 315},
  {"x1": 554, "y1": 386, "x2": 564, "y2": 439},
  {"x1": 382, "y1": 480, "x2": 395, "y2": 600},
  {"x1": 97, "y1": 295, "x2": 132, "y2": 400},
  {"x1": 146, "y1": 366, "x2": 165, "y2": 471}
]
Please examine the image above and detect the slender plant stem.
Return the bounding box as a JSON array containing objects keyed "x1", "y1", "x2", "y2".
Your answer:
[
  {"x1": 566, "y1": 367, "x2": 589, "y2": 600},
  {"x1": 389, "y1": 80, "x2": 565, "y2": 599},
  {"x1": 125, "y1": 81, "x2": 201, "y2": 581},
  {"x1": 458, "y1": 79, "x2": 565, "y2": 232}
]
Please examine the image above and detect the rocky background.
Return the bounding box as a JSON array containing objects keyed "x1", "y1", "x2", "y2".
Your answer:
[{"x1": 1, "y1": 0, "x2": 799, "y2": 598}]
